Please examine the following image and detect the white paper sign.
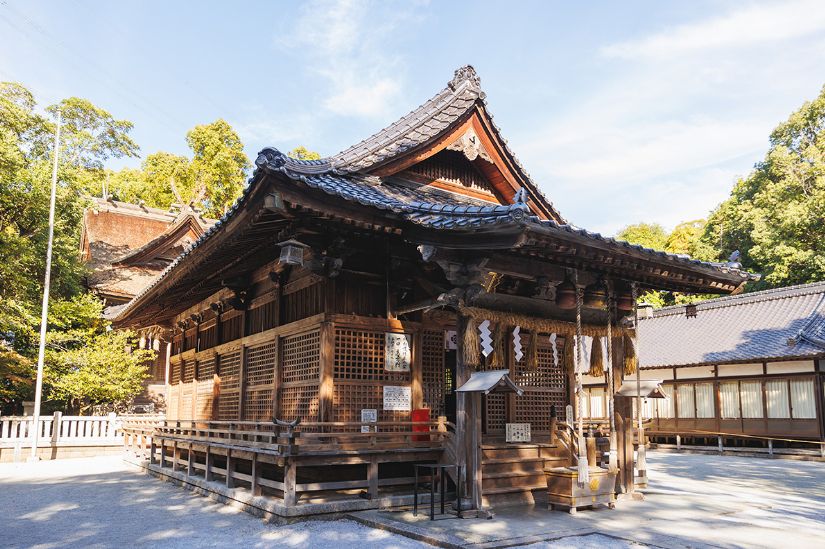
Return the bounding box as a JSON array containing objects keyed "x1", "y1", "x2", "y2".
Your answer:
[
  {"x1": 506, "y1": 423, "x2": 531, "y2": 443},
  {"x1": 361, "y1": 409, "x2": 377, "y2": 433},
  {"x1": 445, "y1": 330, "x2": 457, "y2": 350},
  {"x1": 383, "y1": 386, "x2": 411, "y2": 411},
  {"x1": 479, "y1": 320, "x2": 493, "y2": 357},
  {"x1": 385, "y1": 333, "x2": 412, "y2": 372}
]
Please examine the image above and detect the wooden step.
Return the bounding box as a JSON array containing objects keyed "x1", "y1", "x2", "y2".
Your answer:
[
  {"x1": 482, "y1": 471, "x2": 546, "y2": 490},
  {"x1": 482, "y1": 483, "x2": 547, "y2": 495}
]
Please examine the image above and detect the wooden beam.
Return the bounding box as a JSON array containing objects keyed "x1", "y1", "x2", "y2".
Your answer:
[{"x1": 411, "y1": 330, "x2": 424, "y2": 411}]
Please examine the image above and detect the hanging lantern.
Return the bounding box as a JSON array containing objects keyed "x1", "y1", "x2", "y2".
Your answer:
[
  {"x1": 583, "y1": 280, "x2": 608, "y2": 308},
  {"x1": 554, "y1": 274, "x2": 576, "y2": 309},
  {"x1": 616, "y1": 287, "x2": 634, "y2": 311},
  {"x1": 278, "y1": 239, "x2": 307, "y2": 266}
]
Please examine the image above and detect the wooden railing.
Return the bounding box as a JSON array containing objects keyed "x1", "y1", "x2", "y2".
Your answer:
[
  {"x1": 2, "y1": 413, "x2": 123, "y2": 444},
  {"x1": 121, "y1": 418, "x2": 457, "y2": 507}
]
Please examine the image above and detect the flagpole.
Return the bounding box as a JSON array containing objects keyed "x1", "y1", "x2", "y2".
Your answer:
[{"x1": 29, "y1": 110, "x2": 61, "y2": 461}]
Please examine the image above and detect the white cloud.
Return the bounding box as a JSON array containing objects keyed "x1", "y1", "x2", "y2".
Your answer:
[
  {"x1": 603, "y1": 0, "x2": 825, "y2": 59},
  {"x1": 275, "y1": 0, "x2": 424, "y2": 119}
]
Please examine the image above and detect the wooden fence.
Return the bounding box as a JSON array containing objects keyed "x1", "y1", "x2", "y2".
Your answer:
[
  {"x1": 1, "y1": 413, "x2": 165, "y2": 447},
  {"x1": 122, "y1": 419, "x2": 455, "y2": 507}
]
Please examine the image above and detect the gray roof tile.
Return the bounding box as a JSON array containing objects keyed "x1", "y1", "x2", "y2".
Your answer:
[{"x1": 639, "y1": 282, "x2": 825, "y2": 367}]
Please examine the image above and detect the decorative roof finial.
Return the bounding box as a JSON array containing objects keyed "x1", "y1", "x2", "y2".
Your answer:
[
  {"x1": 726, "y1": 250, "x2": 742, "y2": 270},
  {"x1": 449, "y1": 65, "x2": 481, "y2": 91}
]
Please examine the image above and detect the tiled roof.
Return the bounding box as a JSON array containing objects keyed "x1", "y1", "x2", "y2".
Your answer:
[
  {"x1": 638, "y1": 282, "x2": 825, "y2": 368},
  {"x1": 331, "y1": 67, "x2": 483, "y2": 174}
]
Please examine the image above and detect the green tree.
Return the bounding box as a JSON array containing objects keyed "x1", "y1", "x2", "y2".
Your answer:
[
  {"x1": 45, "y1": 328, "x2": 153, "y2": 415},
  {"x1": 702, "y1": 84, "x2": 825, "y2": 289},
  {"x1": 0, "y1": 82, "x2": 148, "y2": 414},
  {"x1": 288, "y1": 146, "x2": 321, "y2": 161},
  {"x1": 616, "y1": 222, "x2": 669, "y2": 251},
  {"x1": 106, "y1": 119, "x2": 250, "y2": 218}
]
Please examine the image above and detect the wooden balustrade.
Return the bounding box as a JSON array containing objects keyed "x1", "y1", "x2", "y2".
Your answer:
[
  {"x1": 0, "y1": 413, "x2": 163, "y2": 444},
  {"x1": 121, "y1": 418, "x2": 457, "y2": 507}
]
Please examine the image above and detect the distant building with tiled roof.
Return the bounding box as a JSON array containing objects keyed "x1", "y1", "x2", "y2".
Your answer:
[
  {"x1": 80, "y1": 197, "x2": 215, "y2": 305},
  {"x1": 627, "y1": 282, "x2": 825, "y2": 446}
]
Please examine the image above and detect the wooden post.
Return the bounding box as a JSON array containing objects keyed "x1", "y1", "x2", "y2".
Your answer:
[
  {"x1": 51, "y1": 411, "x2": 61, "y2": 444},
  {"x1": 226, "y1": 450, "x2": 235, "y2": 488},
  {"x1": 238, "y1": 347, "x2": 248, "y2": 421},
  {"x1": 205, "y1": 446, "x2": 213, "y2": 481},
  {"x1": 251, "y1": 452, "x2": 261, "y2": 496},
  {"x1": 318, "y1": 321, "x2": 335, "y2": 424},
  {"x1": 454, "y1": 314, "x2": 470, "y2": 505},
  {"x1": 159, "y1": 440, "x2": 166, "y2": 468},
  {"x1": 368, "y1": 453, "x2": 379, "y2": 499},
  {"x1": 284, "y1": 458, "x2": 297, "y2": 506},
  {"x1": 612, "y1": 334, "x2": 635, "y2": 495},
  {"x1": 150, "y1": 440, "x2": 156, "y2": 465},
  {"x1": 586, "y1": 436, "x2": 597, "y2": 466},
  {"x1": 272, "y1": 335, "x2": 281, "y2": 421},
  {"x1": 172, "y1": 441, "x2": 180, "y2": 472},
  {"x1": 411, "y1": 330, "x2": 424, "y2": 411}
]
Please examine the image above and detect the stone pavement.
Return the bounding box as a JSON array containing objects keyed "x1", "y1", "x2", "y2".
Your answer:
[
  {"x1": 0, "y1": 452, "x2": 823, "y2": 549},
  {"x1": 348, "y1": 452, "x2": 825, "y2": 549}
]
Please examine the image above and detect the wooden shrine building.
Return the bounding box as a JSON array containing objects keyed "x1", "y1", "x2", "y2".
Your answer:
[{"x1": 113, "y1": 66, "x2": 759, "y2": 517}]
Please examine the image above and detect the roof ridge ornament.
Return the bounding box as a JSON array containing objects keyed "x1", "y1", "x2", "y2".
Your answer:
[
  {"x1": 256, "y1": 147, "x2": 287, "y2": 170},
  {"x1": 448, "y1": 64, "x2": 481, "y2": 91}
]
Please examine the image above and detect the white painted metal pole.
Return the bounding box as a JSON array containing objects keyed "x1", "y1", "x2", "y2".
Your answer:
[{"x1": 29, "y1": 111, "x2": 61, "y2": 460}]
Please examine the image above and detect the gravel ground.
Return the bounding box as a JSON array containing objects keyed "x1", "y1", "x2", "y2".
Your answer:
[{"x1": 0, "y1": 456, "x2": 432, "y2": 549}]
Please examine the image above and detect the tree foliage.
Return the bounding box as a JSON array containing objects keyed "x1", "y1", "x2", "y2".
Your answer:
[
  {"x1": 700, "y1": 84, "x2": 825, "y2": 289},
  {"x1": 105, "y1": 119, "x2": 250, "y2": 218},
  {"x1": 0, "y1": 81, "x2": 149, "y2": 414},
  {"x1": 288, "y1": 146, "x2": 321, "y2": 161},
  {"x1": 616, "y1": 222, "x2": 669, "y2": 251}
]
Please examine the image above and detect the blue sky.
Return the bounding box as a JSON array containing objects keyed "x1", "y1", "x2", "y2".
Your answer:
[{"x1": 2, "y1": 0, "x2": 824, "y2": 235}]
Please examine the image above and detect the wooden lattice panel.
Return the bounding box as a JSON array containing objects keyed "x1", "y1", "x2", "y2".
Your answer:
[
  {"x1": 195, "y1": 379, "x2": 214, "y2": 421},
  {"x1": 180, "y1": 382, "x2": 194, "y2": 420},
  {"x1": 182, "y1": 359, "x2": 195, "y2": 383},
  {"x1": 218, "y1": 350, "x2": 241, "y2": 421},
  {"x1": 198, "y1": 356, "x2": 215, "y2": 380},
  {"x1": 333, "y1": 384, "x2": 409, "y2": 431},
  {"x1": 170, "y1": 361, "x2": 181, "y2": 384},
  {"x1": 280, "y1": 385, "x2": 319, "y2": 424},
  {"x1": 485, "y1": 393, "x2": 507, "y2": 432},
  {"x1": 422, "y1": 330, "x2": 445, "y2": 413},
  {"x1": 243, "y1": 343, "x2": 276, "y2": 421},
  {"x1": 513, "y1": 334, "x2": 567, "y2": 428},
  {"x1": 334, "y1": 329, "x2": 411, "y2": 383},
  {"x1": 282, "y1": 331, "x2": 320, "y2": 384},
  {"x1": 167, "y1": 385, "x2": 179, "y2": 420}
]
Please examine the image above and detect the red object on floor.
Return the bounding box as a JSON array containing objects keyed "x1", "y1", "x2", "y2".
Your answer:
[{"x1": 412, "y1": 408, "x2": 430, "y2": 442}]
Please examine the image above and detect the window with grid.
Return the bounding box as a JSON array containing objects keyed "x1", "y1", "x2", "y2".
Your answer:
[
  {"x1": 422, "y1": 330, "x2": 445, "y2": 413},
  {"x1": 170, "y1": 361, "x2": 181, "y2": 384},
  {"x1": 282, "y1": 331, "x2": 320, "y2": 384},
  {"x1": 167, "y1": 385, "x2": 179, "y2": 420},
  {"x1": 195, "y1": 378, "x2": 214, "y2": 421},
  {"x1": 512, "y1": 334, "x2": 567, "y2": 426},
  {"x1": 280, "y1": 385, "x2": 319, "y2": 428},
  {"x1": 333, "y1": 384, "x2": 409, "y2": 432},
  {"x1": 334, "y1": 329, "x2": 410, "y2": 382},
  {"x1": 198, "y1": 356, "x2": 215, "y2": 380},
  {"x1": 485, "y1": 393, "x2": 507, "y2": 432},
  {"x1": 243, "y1": 343, "x2": 277, "y2": 421},
  {"x1": 182, "y1": 359, "x2": 195, "y2": 383},
  {"x1": 218, "y1": 350, "x2": 241, "y2": 421}
]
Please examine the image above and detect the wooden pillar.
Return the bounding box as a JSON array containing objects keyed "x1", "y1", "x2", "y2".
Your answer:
[
  {"x1": 411, "y1": 330, "x2": 424, "y2": 411},
  {"x1": 226, "y1": 450, "x2": 235, "y2": 488},
  {"x1": 368, "y1": 453, "x2": 379, "y2": 499},
  {"x1": 455, "y1": 314, "x2": 470, "y2": 504},
  {"x1": 272, "y1": 334, "x2": 282, "y2": 421},
  {"x1": 205, "y1": 446, "x2": 213, "y2": 481},
  {"x1": 284, "y1": 458, "x2": 297, "y2": 506},
  {"x1": 238, "y1": 347, "x2": 248, "y2": 421},
  {"x1": 251, "y1": 452, "x2": 261, "y2": 496},
  {"x1": 318, "y1": 321, "x2": 335, "y2": 423},
  {"x1": 187, "y1": 443, "x2": 194, "y2": 476},
  {"x1": 613, "y1": 334, "x2": 634, "y2": 495}
]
